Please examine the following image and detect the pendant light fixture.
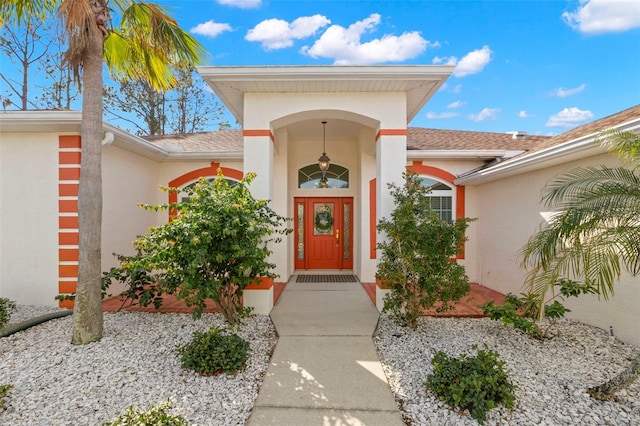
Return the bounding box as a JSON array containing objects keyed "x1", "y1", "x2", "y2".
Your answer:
[{"x1": 318, "y1": 121, "x2": 331, "y2": 173}]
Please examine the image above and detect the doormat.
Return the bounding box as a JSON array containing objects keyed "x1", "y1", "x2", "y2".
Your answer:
[{"x1": 296, "y1": 275, "x2": 358, "y2": 283}]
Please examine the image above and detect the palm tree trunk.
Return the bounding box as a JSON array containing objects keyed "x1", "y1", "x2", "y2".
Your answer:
[{"x1": 71, "y1": 18, "x2": 104, "y2": 345}]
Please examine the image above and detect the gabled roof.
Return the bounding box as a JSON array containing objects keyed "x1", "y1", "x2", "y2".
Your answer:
[{"x1": 197, "y1": 65, "x2": 454, "y2": 124}]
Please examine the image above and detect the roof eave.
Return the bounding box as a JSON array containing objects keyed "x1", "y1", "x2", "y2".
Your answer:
[
  {"x1": 455, "y1": 119, "x2": 640, "y2": 186},
  {"x1": 162, "y1": 151, "x2": 243, "y2": 162},
  {"x1": 407, "y1": 150, "x2": 524, "y2": 160},
  {"x1": 197, "y1": 65, "x2": 455, "y2": 126}
]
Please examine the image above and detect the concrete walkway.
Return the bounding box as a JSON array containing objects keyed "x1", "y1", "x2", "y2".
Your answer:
[{"x1": 248, "y1": 278, "x2": 404, "y2": 426}]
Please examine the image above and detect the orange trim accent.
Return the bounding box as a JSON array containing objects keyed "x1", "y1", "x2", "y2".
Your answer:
[
  {"x1": 59, "y1": 135, "x2": 81, "y2": 149},
  {"x1": 406, "y1": 161, "x2": 467, "y2": 259},
  {"x1": 59, "y1": 216, "x2": 78, "y2": 229},
  {"x1": 59, "y1": 249, "x2": 79, "y2": 261},
  {"x1": 167, "y1": 163, "x2": 243, "y2": 217},
  {"x1": 375, "y1": 129, "x2": 407, "y2": 141},
  {"x1": 369, "y1": 179, "x2": 377, "y2": 259},
  {"x1": 59, "y1": 264, "x2": 78, "y2": 277},
  {"x1": 59, "y1": 152, "x2": 81, "y2": 164},
  {"x1": 58, "y1": 135, "x2": 81, "y2": 310},
  {"x1": 243, "y1": 129, "x2": 274, "y2": 142},
  {"x1": 58, "y1": 299, "x2": 74, "y2": 309},
  {"x1": 59, "y1": 168, "x2": 81, "y2": 181},
  {"x1": 59, "y1": 184, "x2": 79, "y2": 196},
  {"x1": 58, "y1": 281, "x2": 77, "y2": 293},
  {"x1": 407, "y1": 162, "x2": 457, "y2": 183},
  {"x1": 59, "y1": 200, "x2": 78, "y2": 212},
  {"x1": 376, "y1": 278, "x2": 391, "y2": 289},
  {"x1": 59, "y1": 232, "x2": 79, "y2": 245},
  {"x1": 246, "y1": 277, "x2": 274, "y2": 290}
]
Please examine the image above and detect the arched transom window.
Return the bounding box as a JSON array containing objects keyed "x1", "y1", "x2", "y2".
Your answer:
[
  {"x1": 180, "y1": 177, "x2": 238, "y2": 202},
  {"x1": 420, "y1": 177, "x2": 454, "y2": 222},
  {"x1": 298, "y1": 164, "x2": 349, "y2": 189}
]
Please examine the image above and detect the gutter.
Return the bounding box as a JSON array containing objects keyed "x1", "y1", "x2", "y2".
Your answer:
[
  {"x1": 455, "y1": 120, "x2": 640, "y2": 186},
  {"x1": 407, "y1": 150, "x2": 524, "y2": 160},
  {"x1": 104, "y1": 124, "x2": 243, "y2": 162},
  {"x1": 164, "y1": 151, "x2": 243, "y2": 161}
]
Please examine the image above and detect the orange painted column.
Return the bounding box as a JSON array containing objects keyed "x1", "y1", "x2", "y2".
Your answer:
[{"x1": 58, "y1": 135, "x2": 81, "y2": 308}]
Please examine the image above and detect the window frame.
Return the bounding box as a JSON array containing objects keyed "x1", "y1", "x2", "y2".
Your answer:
[{"x1": 419, "y1": 176, "x2": 455, "y2": 223}]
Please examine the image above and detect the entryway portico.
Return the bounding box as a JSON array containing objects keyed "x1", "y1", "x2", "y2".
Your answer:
[{"x1": 198, "y1": 65, "x2": 454, "y2": 314}]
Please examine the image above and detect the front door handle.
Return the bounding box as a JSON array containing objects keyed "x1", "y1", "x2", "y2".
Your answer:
[{"x1": 335, "y1": 229, "x2": 340, "y2": 246}]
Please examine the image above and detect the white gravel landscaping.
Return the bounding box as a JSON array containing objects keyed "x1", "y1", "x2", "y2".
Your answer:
[
  {"x1": 2, "y1": 306, "x2": 639, "y2": 425},
  {"x1": 0, "y1": 306, "x2": 277, "y2": 425},
  {"x1": 374, "y1": 316, "x2": 640, "y2": 426}
]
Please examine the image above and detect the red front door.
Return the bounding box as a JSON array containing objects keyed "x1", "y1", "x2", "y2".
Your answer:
[{"x1": 294, "y1": 197, "x2": 353, "y2": 270}]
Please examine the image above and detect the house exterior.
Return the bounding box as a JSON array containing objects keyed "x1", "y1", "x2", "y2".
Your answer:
[{"x1": 0, "y1": 66, "x2": 638, "y2": 345}]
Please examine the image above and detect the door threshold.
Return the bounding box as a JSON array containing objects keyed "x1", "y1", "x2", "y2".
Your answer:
[{"x1": 294, "y1": 270, "x2": 354, "y2": 275}]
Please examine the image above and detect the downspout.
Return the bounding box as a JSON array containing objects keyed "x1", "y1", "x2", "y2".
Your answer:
[{"x1": 0, "y1": 310, "x2": 72, "y2": 338}]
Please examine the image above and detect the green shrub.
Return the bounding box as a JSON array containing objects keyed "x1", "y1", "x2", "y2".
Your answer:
[
  {"x1": 481, "y1": 279, "x2": 596, "y2": 338},
  {"x1": 110, "y1": 173, "x2": 290, "y2": 325},
  {"x1": 376, "y1": 172, "x2": 474, "y2": 328},
  {"x1": 105, "y1": 400, "x2": 187, "y2": 425},
  {"x1": 0, "y1": 298, "x2": 16, "y2": 328},
  {"x1": 0, "y1": 384, "x2": 12, "y2": 410},
  {"x1": 425, "y1": 344, "x2": 515, "y2": 424},
  {"x1": 176, "y1": 326, "x2": 249, "y2": 376}
]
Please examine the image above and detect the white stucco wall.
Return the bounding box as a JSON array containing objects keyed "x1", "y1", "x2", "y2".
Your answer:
[
  {"x1": 472, "y1": 153, "x2": 640, "y2": 346},
  {"x1": 359, "y1": 129, "x2": 378, "y2": 283},
  {"x1": 244, "y1": 92, "x2": 406, "y2": 130},
  {"x1": 0, "y1": 133, "x2": 60, "y2": 305},
  {"x1": 101, "y1": 145, "x2": 162, "y2": 294},
  {"x1": 272, "y1": 129, "x2": 289, "y2": 280}
]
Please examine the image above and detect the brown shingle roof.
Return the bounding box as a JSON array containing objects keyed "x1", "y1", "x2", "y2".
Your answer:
[
  {"x1": 529, "y1": 104, "x2": 640, "y2": 152},
  {"x1": 407, "y1": 127, "x2": 549, "y2": 151},
  {"x1": 143, "y1": 104, "x2": 640, "y2": 155},
  {"x1": 144, "y1": 130, "x2": 243, "y2": 152}
]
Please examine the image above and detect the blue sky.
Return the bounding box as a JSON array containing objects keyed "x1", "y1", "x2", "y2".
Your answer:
[{"x1": 155, "y1": 0, "x2": 640, "y2": 136}]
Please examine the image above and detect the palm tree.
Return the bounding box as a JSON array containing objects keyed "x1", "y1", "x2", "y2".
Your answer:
[
  {"x1": 520, "y1": 130, "x2": 640, "y2": 319},
  {"x1": 1, "y1": 0, "x2": 204, "y2": 344}
]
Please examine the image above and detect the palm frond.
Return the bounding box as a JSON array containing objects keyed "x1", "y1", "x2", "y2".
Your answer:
[
  {"x1": 521, "y1": 134, "x2": 640, "y2": 305},
  {"x1": 598, "y1": 129, "x2": 640, "y2": 168},
  {"x1": 105, "y1": 1, "x2": 206, "y2": 91},
  {"x1": 543, "y1": 166, "x2": 640, "y2": 207},
  {"x1": 0, "y1": 0, "x2": 58, "y2": 26}
]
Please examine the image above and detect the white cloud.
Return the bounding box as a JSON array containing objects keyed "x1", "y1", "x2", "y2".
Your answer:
[
  {"x1": 545, "y1": 107, "x2": 594, "y2": 128},
  {"x1": 447, "y1": 100, "x2": 466, "y2": 109},
  {"x1": 562, "y1": 0, "x2": 640, "y2": 34},
  {"x1": 246, "y1": 15, "x2": 330, "y2": 50},
  {"x1": 433, "y1": 56, "x2": 457, "y2": 66},
  {"x1": 301, "y1": 13, "x2": 435, "y2": 65},
  {"x1": 518, "y1": 110, "x2": 530, "y2": 118},
  {"x1": 552, "y1": 83, "x2": 586, "y2": 98},
  {"x1": 469, "y1": 107, "x2": 500, "y2": 122},
  {"x1": 216, "y1": 0, "x2": 261, "y2": 9},
  {"x1": 451, "y1": 84, "x2": 462, "y2": 94},
  {"x1": 453, "y1": 46, "x2": 492, "y2": 77},
  {"x1": 426, "y1": 111, "x2": 459, "y2": 119},
  {"x1": 190, "y1": 20, "x2": 232, "y2": 38}
]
